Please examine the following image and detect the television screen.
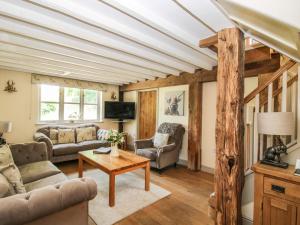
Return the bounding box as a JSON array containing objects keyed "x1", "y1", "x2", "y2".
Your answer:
[{"x1": 104, "y1": 101, "x2": 135, "y2": 119}]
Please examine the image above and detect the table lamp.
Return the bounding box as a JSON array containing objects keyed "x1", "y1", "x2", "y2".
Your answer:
[
  {"x1": 0, "y1": 121, "x2": 12, "y2": 145},
  {"x1": 258, "y1": 112, "x2": 295, "y2": 168}
]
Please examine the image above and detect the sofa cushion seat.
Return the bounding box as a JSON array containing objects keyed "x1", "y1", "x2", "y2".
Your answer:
[
  {"x1": 24, "y1": 173, "x2": 67, "y2": 192},
  {"x1": 53, "y1": 143, "x2": 82, "y2": 156},
  {"x1": 136, "y1": 148, "x2": 158, "y2": 161},
  {"x1": 78, "y1": 140, "x2": 108, "y2": 150},
  {"x1": 19, "y1": 161, "x2": 61, "y2": 184}
]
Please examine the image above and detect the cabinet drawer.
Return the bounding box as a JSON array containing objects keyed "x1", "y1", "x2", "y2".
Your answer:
[{"x1": 264, "y1": 177, "x2": 300, "y2": 203}]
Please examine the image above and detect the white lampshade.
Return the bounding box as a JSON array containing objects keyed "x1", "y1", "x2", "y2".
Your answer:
[
  {"x1": 0, "y1": 121, "x2": 12, "y2": 133},
  {"x1": 257, "y1": 112, "x2": 295, "y2": 135}
]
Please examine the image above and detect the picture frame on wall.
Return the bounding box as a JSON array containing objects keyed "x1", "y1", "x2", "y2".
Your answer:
[{"x1": 164, "y1": 90, "x2": 185, "y2": 116}]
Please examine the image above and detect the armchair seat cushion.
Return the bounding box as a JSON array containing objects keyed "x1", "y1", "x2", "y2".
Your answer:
[
  {"x1": 19, "y1": 161, "x2": 61, "y2": 184},
  {"x1": 136, "y1": 148, "x2": 158, "y2": 161},
  {"x1": 25, "y1": 173, "x2": 67, "y2": 192}
]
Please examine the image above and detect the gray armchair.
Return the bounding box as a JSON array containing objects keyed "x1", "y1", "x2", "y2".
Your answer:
[{"x1": 134, "y1": 123, "x2": 185, "y2": 170}]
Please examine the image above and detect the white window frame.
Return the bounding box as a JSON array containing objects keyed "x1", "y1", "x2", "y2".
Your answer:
[{"x1": 38, "y1": 85, "x2": 102, "y2": 124}]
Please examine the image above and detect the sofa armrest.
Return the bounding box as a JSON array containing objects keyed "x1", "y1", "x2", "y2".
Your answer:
[
  {"x1": 34, "y1": 132, "x2": 53, "y2": 161},
  {"x1": 134, "y1": 138, "x2": 153, "y2": 150},
  {"x1": 0, "y1": 177, "x2": 97, "y2": 225},
  {"x1": 159, "y1": 143, "x2": 176, "y2": 154},
  {"x1": 9, "y1": 142, "x2": 48, "y2": 166}
]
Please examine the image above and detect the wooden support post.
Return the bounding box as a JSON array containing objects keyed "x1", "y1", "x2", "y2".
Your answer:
[
  {"x1": 188, "y1": 81, "x2": 202, "y2": 170},
  {"x1": 215, "y1": 28, "x2": 245, "y2": 225}
]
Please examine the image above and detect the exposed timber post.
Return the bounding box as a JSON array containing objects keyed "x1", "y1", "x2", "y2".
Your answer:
[
  {"x1": 188, "y1": 81, "x2": 202, "y2": 170},
  {"x1": 215, "y1": 28, "x2": 245, "y2": 225}
]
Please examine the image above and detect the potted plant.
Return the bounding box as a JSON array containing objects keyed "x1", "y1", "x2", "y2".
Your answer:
[{"x1": 105, "y1": 130, "x2": 125, "y2": 157}]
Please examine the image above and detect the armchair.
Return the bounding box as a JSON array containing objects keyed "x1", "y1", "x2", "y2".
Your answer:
[{"x1": 134, "y1": 123, "x2": 185, "y2": 170}]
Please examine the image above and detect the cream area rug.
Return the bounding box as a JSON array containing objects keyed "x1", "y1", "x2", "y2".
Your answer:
[{"x1": 68, "y1": 169, "x2": 171, "y2": 225}]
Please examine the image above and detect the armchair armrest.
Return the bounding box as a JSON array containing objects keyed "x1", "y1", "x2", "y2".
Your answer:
[
  {"x1": 0, "y1": 177, "x2": 97, "y2": 225},
  {"x1": 158, "y1": 143, "x2": 176, "y2": 154},
  {"x1": 34, "y1": 132, "x2": 53, "y2": 160},
  {"x1": 9, "y1": 142, "x2": 48, "y2": 166},
  {"x1": 134, "y1": 138, "x2": 153, "y2": 150}
]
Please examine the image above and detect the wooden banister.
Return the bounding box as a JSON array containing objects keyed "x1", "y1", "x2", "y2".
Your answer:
[
  {"x1": 244, "y1": 60, "x2": 296, "y2": 103},
  {"x1": 260, "y1": 74, "x2": 298, "y2": 107}
]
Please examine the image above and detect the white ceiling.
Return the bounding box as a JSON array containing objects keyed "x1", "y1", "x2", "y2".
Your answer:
[
  {"x1": 0, "y1": 0, "x2": 233, "y2": 85},
  {"x1": 215, "y1": 0, "x2": 300, "y2": 63}
]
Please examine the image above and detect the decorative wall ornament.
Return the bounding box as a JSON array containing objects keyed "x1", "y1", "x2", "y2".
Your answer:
[
  {"x1": 164, "y1": 90, "x2": 185, "y2": 116},
  {"x1": 111, "y1": 91, "x2": 117, "y2": 100},
  {"x1": 4, "y1": 80, "x2": 17, "y2": 93},
  {"x1": 31, "y1": 74, "x2": 107, "y2": 91}
]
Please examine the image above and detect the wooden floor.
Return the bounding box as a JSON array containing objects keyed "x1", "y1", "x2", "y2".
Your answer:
[{"x1": 57, "y1": 161, "x2": 214, "y2": 225}]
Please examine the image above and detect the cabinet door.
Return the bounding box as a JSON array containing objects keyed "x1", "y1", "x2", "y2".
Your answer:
[{"x1": 263, "y1": 196, "x2": 297, "y2": 225}]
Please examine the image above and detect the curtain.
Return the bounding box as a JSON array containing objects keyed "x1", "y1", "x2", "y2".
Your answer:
[{"x1": 31, "y1": 74, "x2": 107, "y2": 91}]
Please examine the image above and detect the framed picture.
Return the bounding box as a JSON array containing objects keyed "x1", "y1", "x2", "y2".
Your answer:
[{"x1": 164, "y1": 90, "x2": 185, "y2": 116}]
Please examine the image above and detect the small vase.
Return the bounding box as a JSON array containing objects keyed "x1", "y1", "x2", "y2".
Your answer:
[{"x1": 110, "y1": 143, "x2": 119, "y2": 157}]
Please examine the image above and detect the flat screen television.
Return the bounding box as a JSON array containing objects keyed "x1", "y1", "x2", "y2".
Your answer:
[{"x1": 104, "y1": 101, "x2": 135, "y2": 120}]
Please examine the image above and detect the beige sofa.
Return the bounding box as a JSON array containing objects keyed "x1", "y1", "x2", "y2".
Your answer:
[
  {"x1": 34, "y1": 124, "x2": 109, "y2": 163},
  {"x1": 0, "y1": 142, "x2": 97, "y2": 225}
]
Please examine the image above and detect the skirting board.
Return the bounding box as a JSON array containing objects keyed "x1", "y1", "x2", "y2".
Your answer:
[{"x1": 201, "y1": 165, "x2": 215, "y2": 174}]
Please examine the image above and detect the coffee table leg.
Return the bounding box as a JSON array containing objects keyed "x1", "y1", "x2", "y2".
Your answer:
[
  {"x1": 109, "y1": 173, "x2": 115, "y2": 207},
  {"x1": 145, "y1": 161, "x2": 150, "y2": 191},
  {"x1": 78, "y1": 156, "x2": 83, "y2": 178}
]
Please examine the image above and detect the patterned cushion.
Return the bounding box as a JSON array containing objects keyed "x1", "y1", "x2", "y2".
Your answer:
[
  {"x1": 0, "y1": 173, "x2": 9, "y2": 197},
  {"x1": 49, "y1": 128, "x2": 58, "y2": 144},
  {"x1": 153, "y1": 132, "x2": 169, "y2": 148},
  {"x1": 0, "y1": 145, "x2": 26, "y2": 195},
  {"x1": 97, "y1": 129, "x2": 109, "y2": 141},
  {"x1": 76, "y1": 127, "x2": 94, "y2": 143},
  {"x1": 58, "y1": 129, "x2": 75, "y2": 144}
]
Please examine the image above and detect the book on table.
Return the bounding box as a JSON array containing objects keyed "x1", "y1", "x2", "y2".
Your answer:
[{"x1": 93, "y1": 147, "x2": 111, "y2": 154}]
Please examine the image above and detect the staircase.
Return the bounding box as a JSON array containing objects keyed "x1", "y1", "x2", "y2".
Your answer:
[{"x1": 242, "y1": 59, "x2": 299, "y2": 222}]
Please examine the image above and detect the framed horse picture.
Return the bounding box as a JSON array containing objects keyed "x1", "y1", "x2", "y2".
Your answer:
[{"x1": 164, "y1": 90, "x2": 185, "y2": 116}]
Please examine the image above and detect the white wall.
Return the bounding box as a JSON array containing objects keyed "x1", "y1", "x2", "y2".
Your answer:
[
  {"x1": 201, "y1": 77, "x2": 258, "y2": 170},
  {"x1": 0, "y1": 69, "x2": 119, "y2": 143}
]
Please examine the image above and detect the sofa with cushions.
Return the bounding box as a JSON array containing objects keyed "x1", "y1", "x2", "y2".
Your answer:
[
  {"x1": 0, "y1": 142, "x2": 97, "y2": 225},
  {"x1": 34, "y1": 124, "x2": 109, "y2": 163}
]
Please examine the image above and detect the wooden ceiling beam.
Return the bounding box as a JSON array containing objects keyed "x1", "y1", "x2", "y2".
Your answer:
[
  {"x1": 120, "y1": 54, "x2": 280, "y2": 92},
  {"x1": 199, "y1": 34, "x2": 218, "y2": 48}
]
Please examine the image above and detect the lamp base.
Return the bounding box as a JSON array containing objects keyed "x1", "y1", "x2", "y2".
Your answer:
[{"x1": 261, "y1": 159, "x2": 289, "y2": 169}]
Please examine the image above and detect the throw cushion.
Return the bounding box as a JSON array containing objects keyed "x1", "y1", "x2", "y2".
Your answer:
[
  {"x1": 0, "y1": 173, "x2": 9, "y2": 198},
  {"x1": 0, "y1": 145, "x2": 26, "y2": 195},
  {"x1": 97, "y1": 129, "x2": 109, "y2": 141},
  {"x1": 153, "y1": 132, "x2": 169, "y2": 148},
  {"x1": 58, "y1": 129, "x2": 75, "y2": 144},
  {"x1": 49, "y1": 129, "x2": 58, "y2": 144},
  {"x1": 76, "y1": 127, "x2": 94, "y2": 143}
]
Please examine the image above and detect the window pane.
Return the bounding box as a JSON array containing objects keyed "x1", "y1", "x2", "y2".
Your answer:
[
  {"x1": 84, "y1": 89, "x2": 97, "y2": 104},
  {"x1": 64, "y1": 87, "x2": 80, "y2": 103},
  {"x1": 84, "y1": 105, "x2": 97, "y2": 120},
  {"x1": 64, "y1": 104, "x2": 80, "y2": 120},
  {"x1": 40, "y1": 103, "x2": 59, "y2": 121},
  {"x1": 41, "y1": 85, "x2": 59, "y2": 102}
]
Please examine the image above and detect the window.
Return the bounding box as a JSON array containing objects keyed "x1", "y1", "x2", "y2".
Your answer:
[{"x1": 39, "y1": 85, "x2": 101, "y2": 122}]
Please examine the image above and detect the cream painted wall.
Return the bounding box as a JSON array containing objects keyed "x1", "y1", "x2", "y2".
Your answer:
[
  {"x1": 158, "y1": 85, "x2": 189, "y2": 161},
  {"x1": 201, "y1": 77, "x2": 258, "y2": 170},
  {"x1": 0, "y1": 69, "x2": 118, "y2": 144}
]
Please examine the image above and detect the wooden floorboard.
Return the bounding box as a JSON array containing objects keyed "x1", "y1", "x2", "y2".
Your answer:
[{"x1": 57, "y1": 161, "x2": 214, "y2": 225}]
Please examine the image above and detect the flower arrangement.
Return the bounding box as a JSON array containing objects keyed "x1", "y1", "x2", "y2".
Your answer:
[{"x1": 105, "y1": 129, "x2": 125, "y2": 145}]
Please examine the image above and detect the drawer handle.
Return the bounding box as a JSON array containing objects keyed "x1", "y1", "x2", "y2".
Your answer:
[{"x1": 271, "y1": 184, "x2": 285, "y2": 193}]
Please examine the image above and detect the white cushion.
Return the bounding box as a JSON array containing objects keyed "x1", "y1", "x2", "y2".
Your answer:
[
  {"x1": 153, "y1": 132, "x2": 169, "y2": 148},
  {"x1": 0, "y1": 145, "x2": 26, "y2": 195}
]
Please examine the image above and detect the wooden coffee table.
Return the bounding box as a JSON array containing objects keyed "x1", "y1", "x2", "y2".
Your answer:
[{"x1": 78, "y1": 149, "x2": 150, "y2": 207}]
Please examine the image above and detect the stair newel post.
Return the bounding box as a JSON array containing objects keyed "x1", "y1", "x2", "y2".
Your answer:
[{"x1": 215, "y1": 28, "x2": 245, "y2": 225}]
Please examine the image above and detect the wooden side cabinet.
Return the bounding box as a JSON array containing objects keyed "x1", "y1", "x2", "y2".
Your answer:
[{"x1": 252, "y1": 163, "x2": 300, "y2": 225}]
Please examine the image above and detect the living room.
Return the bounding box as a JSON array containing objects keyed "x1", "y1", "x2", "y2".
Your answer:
[{"x1": 0, "y1": 1, "x2": 300, "y2": 225}]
